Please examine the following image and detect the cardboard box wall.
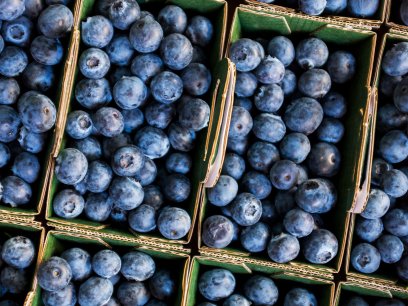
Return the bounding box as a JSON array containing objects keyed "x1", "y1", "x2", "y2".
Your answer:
[
  {"x1": 186, "y1": 255, "x2": 335, "y2": 306},
  {"x1": 198, "y1": 5, "x2": 377, "y2": 278},
  {"x1": 0, "y1": 3, "x2": 80, "y2": 218},
  {"x1": 30, "y1": 230, "x2": 190, "y2": 306},
  {"x1": 44, "y1": 0, "x2": 235, "y2": 246},
  {"x1": 0, "y1": 216, "x2": 45, "y2": 306}
]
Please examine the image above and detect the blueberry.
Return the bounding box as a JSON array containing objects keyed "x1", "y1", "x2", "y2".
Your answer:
[
  {"x1": 110, "y1": 205, "x2": 127, "y2": 224},
  {"x1": 65, "y1": 110, "x2": 93, "y2": 140},
  {"x1": 0, "y1": 77, "x2": 19, "y2": 105},
  {"x1": 18, "y1": 91, "x2": 56, "y2": 133},
  {"x1": 163, "y1": 173, "x2": 191, "y2": 202},
  {"x1": 130, "y1": 54, "x2": 163, "y2": 83},
  {"x1": 247, "y1": 141, "x2": 279, "y2": 173},
  {"x1": 11, "y1": 152, "x2": 40, "y2": 183},
  {"x1": 72, "y1": 137, "x2": 102, "y2": 161},
  {"x1": 93, "y1": 107, "x2": 124, "y2": 137},
  {"x1": 347, "y1": 0, "x2": 379, "y2": 17},
  {"x1": 384, "y1": 208, "x2": 408, "y2": 237},
  {"x1": 361, "y1": 188, "x2": 390, "y2": 219},
  {"x1": 129, "y1": 15, "x2": 163, "y2": 53},
  {"x1": 181, "y1": 63, "x2": 212, "y2": 96},
  {"x1": 81, "y1": 15, "x2": 113, "y2": 48},
  {"x1": 279, "y1": 133, "x2": 310, "y2": 164},
  {"x1": 2, "y1": 16, "x2": 32, "y2": 47},
  {"x1": 324, "y1": 0, "x2": 347, "y2": 13},
  {"x1": 55, "y1": 148, "x2": 88, "y2": 185},
  {"x1": 38, "y1": 5, "x2": 73, "y2": 38},
  {"x1": 240, "y1": 221, "x2": 270, "y2": 253},
  {"x1": 279, "y1": 69, "x2": 297, "y2": 96},
  {"x1": 151, "y1": 71, "x2": 183, "y2": 104},
  {"x1": 168, "y1": 123, "x2": 195, "y2": 152},
  {"x1": 376, "y1": 234, "x2": 404, "y2": 264},
  {"x1": 128, "y1": 204, "x2": 156, "y2": 233},
  {"x1": 0, "y1": 105, "x2": 20, "y2": 142},
  {"x1": 111, "y1": 145, "x2": 144, "y2": 177},
  {"x1": 109, "y1": 177, "x2": 143, "y2": 210},
  {"x1": 295, "y1": 178, "x2": 337, "y2": 213},
  {"x1": 105, "y1": 35, "x2": 134, "y2": 66},
  {"x1": 122, "y1": 108, "x2": 144, "y2": 133},
  {"x1": 299, "y1": 0, "x2": 326, "y2": 15},
  {"x1": 0, "y1": 143, "x2": 10, "y2": 168},
  {"x1": 267, "y1": 36, "x2": 294, "y2": 67},
  {"x1": 1, "y1": 236, "x2": 34, "y2": 269},
  {"x1": 269, "y1": 160, "x2": 299, "y2": 190},
  {"x1": 134, "y1": 126, "x2": 170, "y2": 159},
  {"x1": 101, "y1": 134, "x2": 129, "y2": 158},
  {"x1": 42, "y1": 282, "x2": 76, "y2": 306},
  {"x1": 230, "y1": 192, "x2": 262, "y2": 226},
  {"x1": 397, "y1": 256, "x2": 408, "y2": 281},
  {"x1": 316, "y1": 118, "x2": 344, "y2": 143},
  {"x1": 327, "y1": 51, "x2": 356, "y2": 83},
  {"x1": 79, "y1": 48, "x2": 110, "y2": 79},
  {"x1": 121, "y1": 251, "x2": 155, "y2": 281},
  {"x1": 85, "y1": 160, "x2": 112, "y2": 192},
  {"x1": 266, "y1": 232, "x2": 300, "y2": 263},
  {"x1": 31, "y1": 35, "x2": 63, "y2": 66},
  {"x1": 75, "y1": 78, "x2": 112, "y2": 110},
  {"x1": 382, "y1": 42, "x2": 408, "y2": 77},
  {"x1": 235, "y1": 72, "x2": 258, "y2": 98},
  {"x1": 185, "y1": 16, "x2": 213, "y2": 47},
  {"x1": 85, "y1": 192, "x2": 113, "y2": 221},
  {"x1": 302, "y1": 229, "x2": 338, "y2": 264},
  {"x1": 0, "y1": 266, "x2": 27, "y2": 293},
  {"x1": 178, "y1": 97, "x2": 210, "y2": 131},
  {"x1": 160, "y1": 33, "x2": 193, "y2": 70},
  {"x1": 230, "y1": 38, "x2": 263, "y2": 72},
  {"x1": 199, "y1": 269, "x2": 235, "y2": 301},
  {"x1": 381, "y1": 169, "x2": 408, "y2": 198},
  {"x1": 355, "y1": 216, "x2": 383, "y2": 242},
  {"x1": 108, "y1": 0, "x2": 140, "y2": 30},
  {"x1": 92, "y1": 250, "x2": 121, "y2": 279},
  {"x1": 158, "y1": 207, "x2": 191, "y2": 239},
  {"x1": 244, "y1": 275, "x2": 279, "y2": 306},
  {"x1": 148, "y1": 269, "x2": 175, "y2": 300},
  {"x1": 284, "y1": 288, "x2": 317, "y2": 306},
  {"x1": 166, "y1": 152, "x2": 191, "y2": 174},
  {"x1": 143, "y1": 185, "x2": 163, "y2": 210},
  {"x1": 371, "y1": 158, "x2": 392, "y2": 186},
  {"x1": 351, "y1": 243, "x2": 381, "y2": 274},
  {"x1": 53, "y1": 189, "x2": 85, "y2": 219},
  {"x1": 1, "y1": 175, "x2": 32, "y2": 206},
  {"x1": 322, "y1": 91, "x2": 347, "y2": 119},
  {"x1": 0, "y1": 0, "x2": 25, "y2": 20},
  {"x1": 202, "y1": 215, "x2": 234, "y2": 248},
  {"x1": 0, "y1": 46, "x2": 28, "y2": 77},
  {"x1": 254, "y1": 84, "x2": 284, "y2": 113},
  {"x1": 61, "y1": 248, "x2": 91, "y2": 282},
  {"x1": 227, "y1": 136, "x2": 249, "y2": 155},
  {"x1": 378, "y1": 104, "x2": 408, "y2": 130},
  {"x1": 113, "y1": 76, "x2": 148, "y2": 109},
  {"x1": 158, "y1": 5, "x2": 187, "y2": 34},
  {"x1": 22, "y1": 62, "x2": 55, "y2": 92},
  {"x1": 296, "y1": 38, "x2": 328, "y2": 70},
  {"x1": 298, "y1": 68, "x2": 331, "y2": 99},
  {"x1": 253, "y1": 113, "x2": 286, "y2": 143},
  {"x1": 38, "y1": 257, "x2": 72, "y2": 291},
  {"x1": 134, "y1": 157, "x2": 157, "y2": 186},
  {"x1": 78, "y1": 276, "x2": 113, "y2": 306},
  {"x1": 284, "y1": 97, "x2": 323, "y2": 135},
  {"x1": 23, "y1": 0, "x2": 43, "y2": 18},
  {"x1": 117, "y1": 282, "x2": 151, "y2": 306},
  {"x1": 223, "y1": 294, "x2": 251, "y2": 306},
  {"x1": 228, "y1": 106, "x2": 253, "y2": 139},
  {"x1": 241, "y1": 171, "x2": 272, "y2": 199},
  {"x1": 380, "y1": 75, "x2": 402, "y2": 97},
  {"x1": 307, "y1": 142, "x2": 341, "y2": 177},
  {"x1": 402, "y1": 0, "x2": 408, "y2": 25},
  {"x1": 254, "y1": 56, "x2": 285, "y2": 85},
  {"x1": 283, "y1": 208, "x2": 314, "y2": 238}
]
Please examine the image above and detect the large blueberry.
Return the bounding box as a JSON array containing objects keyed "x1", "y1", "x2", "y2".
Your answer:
[
  {"x1": 165, "y1": 152, "x2": 191, "y2": 174},
  {"x1": 298, "y1": 68, "x2": 331, "y2": 99},
  {"x1": 178, "y1": 97, "x2": 210, "y2": 131},
  {"x1": 376, "y1": 234, "x2": 404, "y2": 264},
  {"x1": 384, "y1": 208, "x2": 408, "y2": 237},
  {"x1": 198, "y1": 269, "x2": 235, "y2": 301},
  {"x1": 105, "y1": 35, "x2": 134, "y2": 66},
  {"x1": 283, "y1": 208, "x2": 314, "y2": 238},
  {"x1": 230, "y1": 38, "x2": 263, "y2": 72},
  {"x1": 361, "y1": 188, "x2": 390, "y2": 219},
  {"x1": 160, "y1": 33, "x2": 193, "y2": 70},
  {"x1": 347, "y1": 0, "x2": 379, "y2": 17},
  {"x1": 296, "y1": 38, "x2": 328, "y2": 69},
  {"x1": 284, "y1": 97, "x2": 323, "y2": 135},
  {"x1": 186, "y1": 15, "x2": 213, "y2": 47},
  {"x1": 128, "y1": 204, "x2": 156, "y2": 233},
  {"x1": 158, "y1": 5, "x2": 187, "y2": 34},
  {"x1": 81, "y1": 15, "x2": 113, "y2": 48},
  {"x1": 228, "y1": 106, "x2": 253, "y2": 139},
  {"x1": 382, "y1": 42, "x2": 408, "y2": 77},
  {"x1": 252, "y1": 113, "x2": 286, "y2": 143},
  {"x1": 144, "y1": 101, "x2": 174, "y2": 130},
  {"x1": 284, "y1": 288, "x2": 317, "y2": 306},
  {"x1": 0, "y1": 46, "x2": 28, "y2": 77},
  {"x1": 111, "y1": 145, "x2": 144, "y2": 177},
  {"x1": 117, "y1": 282, "x2": 150, "y2": 306},
  {"x1": 151, "y1": 71, "x2": 183, "y2": 104},
  {"x1": 181, "y1": 63, "x2": 211, "y2": 96},
  {"x1": 254, "y1": 56, "x2": 285, "y2": 84},
  {"x1": 240, "y1": 222, "x2": 270, "y2": 253},
  {"x1": 93, "y1": 107, "x2": 124, "y2": 137},
  {"x1": 163, "y1": 173, "x2": 191, "y2": 202},
  {"x1": 53, "y1": 189, "x2": 85, "y2": 219},
  {"x1": 38, "y1": 257, "x2": 72, "y2": 292},
  {"x1": 122, "y1": 108, "x2": 144, "y2": 133},
  {"x1": 299, "y1": 0, "x2": 326, "y2": 15},
  {"x1": 92, "y1": 250, "x2": 121, "y2": 278},
  {"x1": 1, "y1": 236, "x2": 34, "y2": 269},
  {"x1": 355, "y1": 216, "x2": 383, "y2": 242},
  {"x1": 295, "y1": 178, "x2": 337, "y2": 213},
  {"x1": 72, "y1": 136, "x2": 102, "y2": 161},
  {"x1": 267, "y1": 36, "x2": 295, "y2": 67},
  {"x1": 55, "y1": 148, "x2": 88, "y2": 185},
  {"x1": 242, "y1": 171, "x2": 272, "y2": 199},
  {"x1": 42, "y1": 282, "x2": 76, "y2": 306},
  {"x1": 279, "y1": 133, "x2": 310, "y2": 163},
  {"x1": 254, "y1": 84, "x2": 284, "y2": 113},
  {"x1": 134, "y1": 126, "x2": 170, "y2": 159},
  {"x1": 11, "y1": 152, "x2": 40, "y2": 183},
  {"x1": 351, "y1": 243, "x2": 381, "y2": 274},
  {"x1": 30, "y1": 35, "x2": 63, "y2": 66},
  {"x1": 113, "y1": 76, "x2": 147, "y2": 109},
  {"x1": 109, "y1": 177, "x2": 143, "y2": 210},
  {"x1": 316, "y1": 118, "x2": 344, "y2": 143},
  {"x1": 327, "y1": 51, "x2": 356, "y2": 83},
  {"x1": 0, "y1": 77, "x2": 20, "y2": 105},
  {"x1": 247, "y1": 141, "x2": 279, "y2": 173},
  {"x1": 148, "y1": 269, "x2": 175, "y2": 300},
  {"x1": 302, "y1": 229, "x2": 338, "y2": 264},
  {"x1": 22, "y1": 62, "x2": 55, "y2": 92},
  {"x1": 0, "y1": 0, "x2": 25, "y2": 21},
  {"x1": 38, "y1": 5, "x2": 73, "y2": 38},
  {"x1": 131, "y1": 53, "x2": 163, "y2": 83},
  {"x1": 75, "y1": 78, "x2": 112, "y2": 110},
  {"x1": 2, "y1": 16, "x2": 33, "y2": 47},
  {"x1": 307, "y1": 142, "x2": 341, "y2": 177},
  {"x1": 84, "y1": 192, "x2": 113, "y2": 222},
  {"x1": 270, "y1": 160, "x2": 299, "y2": 190},
  {"x1": 322, "y1": 91, "x2": 347, "y2": 119},
  {"x1": 230, "y1": 192, "x2": 262, "y2": 226},
  {"x1": 168, "y1": 123, "x2": 195, "y2": 152},
  {"x1": 267, "y1": 232, "x2": 300, "y2": 263},
  {"x1": 108, "y1": 0, "x2": 140, "y2": 30},
  {"x1": 381, "y1": 169, "x2": 408, "y2": 198},
  {"x1": 202, "y1": 215, "x2": 234, "y2": 248},
  {"x1": 157, "y1": 207, "x2": 191, "y2": 239},
  {"x1": 61, "y1": 248, "x2": 91, "y2": 282},
  {"x1": 79, "y1": 48, "x2": 110, "y2": 79},
  {"x1": 66, "y1": 110, "x2": 93, "y2": 140},
  {"x1": 207, "y1": 175, "x2": 238, "y2": 206},
  {"x1": 378, "y1": 104, "x2": 408, "y2": 130},
  {"x1": 0, "y1": 105, "x2": 20, "y2": 142},
  {"x1": 121, "y1": 251, "x2": 155, "y2": 281},
  {"x1": 129, "y1": 15, "x2": 163, "y2": 53},
  {"x1": 85, "y1": 160, "x2": 112, "y2": 192},
  {"x1": 244, "y1": 276, "x2": 279, "y2": 306},
  {"x1": 379, "y1": 130, "x2": 408, "y2": 164},
  {"x1": 78, "y1": 277, "x2": 113, "y2": 306}
]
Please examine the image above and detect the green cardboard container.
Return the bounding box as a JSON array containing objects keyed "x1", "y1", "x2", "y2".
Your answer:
[
  {"x1": 345, "y1": 32, "x2": 408, "y2": 289},
  {"x1": 186, "y1": 255, "x2": 334, "y2": 306},
  {"x1": 45, "y1": 0, "x2": 233, "y2": 246},
  {"x1": 244, "y1": 0, "x2": 388, "y2": 29},
  {"x1": 31, "y1": 230, "x2": 191, "y2": 306},
  {"x1": 198, "y1": 5, "x2": 377, "y2": 277},
  {"x1": 0, "y1": 2, "x2": 79, "y2": 218},
  {"x1": 0, "y1": 217, "x2": 45, "y2": 305},
  {"x1": 335, "y1": 280, "x2": 408, "y2": 305}
]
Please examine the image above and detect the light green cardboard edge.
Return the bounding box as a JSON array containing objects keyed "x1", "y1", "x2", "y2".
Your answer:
[
  {"x1": 31, "y1": 230, "x2": 190, "y2": 306},
  {"x1": 198, "y1": 6, "x2": 377, "y2": 276},
  {"x1": 186, "y1": 256, "x2": 334, "y2": 306},
  {"x1": 45, "y1": 0, "x2": 230, "y2": 247}
]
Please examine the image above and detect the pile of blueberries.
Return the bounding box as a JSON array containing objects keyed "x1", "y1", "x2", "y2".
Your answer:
[
  {"x1": 0, "y1": 0, "x2": 73, "y2": 208},
  {"x1": 197, "y1": 268, "x2": 319, "y2": 306},
  {"x1": 344, "y1": 295, "x2": 407, "y2": 306},
  {"x1": 349, "y1": 42, "x2": 408, "y2": 281},
  {"x1": 255, "y1": 0, "x2": 381, "y2": 18},
  {"x1": 0, "y1": 236, "x2": 36, "y2": 305},
  {"x1": 51, "y1": 2, "x2": 214, "y2": 240},
  {"x1": 202, "y1": 35, "x2": 357, "y2": 265},
  {"x1": 37, "y1": 247, "x2": 176, "y2": 306}
]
